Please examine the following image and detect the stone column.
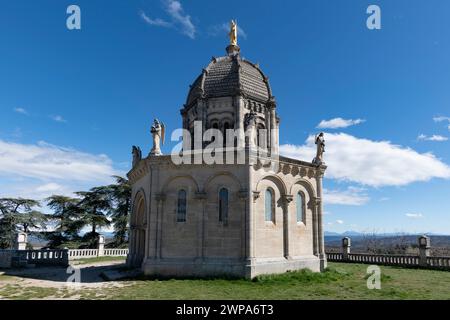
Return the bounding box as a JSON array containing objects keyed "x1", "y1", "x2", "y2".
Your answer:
[
  {"x1": 315, "y1": 166, "x2": 327, "y2": 269},
  {"x1": 15, "y1": 232, "x2": 27, "y2": 250},
  {"x1": 155, "y1": 193, "x2": 166, "y2": 260},
  {"x1": 97, "y1": 234, "x2": 105, "y2": 257},
  {"x1": 282, "y1": 195, "x2": 293, "y2": 260},
  {"x1": 127, "y1": 225, "x2": 136, "y2": 266},
  {"x1": 238, "y1": 96, "x2": 247, "y2": 152},
  {"x1": 238, "y1": 190, "x2": 249, "y2": 260},
  {"x1": 269, "y1": 104, "x2": 276, "y2": 156},
  {"x1": 245, "y1": 165, "x2": 257, "y2": 278},
  {"x1": 312, "y1": 197, "x2": 319, "y2": 256},
  {"x1": 342, "y1": 237, "x2": 351, "y2": 261},
  {"x1": 194, "y1": 191, "x2": 207, "y2": 260},
  {"x1": 418, "y1": 235, "x2": 430, "y2": 267}
]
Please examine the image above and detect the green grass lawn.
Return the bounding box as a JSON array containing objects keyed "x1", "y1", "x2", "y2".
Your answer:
[
  {"x1": 1, "y1": 262, "x2": 450, "y2": 300},
  {"x1": 73, "y1": 256, "x2": 127, "y2": 265},
  {"x1": 99, "y1": 262, "x2": 450, "y2": 300}
]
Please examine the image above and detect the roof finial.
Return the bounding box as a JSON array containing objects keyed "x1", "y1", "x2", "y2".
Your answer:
[
  {"x1": 229, "y1": 20, "x2": 238, "y2": 46},
  {"x1": 226, "y1": 19, "x2": 240, "y2": 56}
]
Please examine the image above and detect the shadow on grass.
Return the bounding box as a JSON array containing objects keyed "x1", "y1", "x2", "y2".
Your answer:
[
  {"x1": 1, "y1": 263, "x2": 127, "y2": 284},
  {"x1": 125, "y1": 267, "x2": 352, "y2": 284}
]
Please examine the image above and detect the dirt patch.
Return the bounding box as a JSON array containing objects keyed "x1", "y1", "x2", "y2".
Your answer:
[{"x1": 0, "y1": 260, "x2": 133, "y2": 299}]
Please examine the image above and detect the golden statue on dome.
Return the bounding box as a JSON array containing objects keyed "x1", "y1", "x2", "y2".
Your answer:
[{"x1": 229, "y1": 20, "x2": 238, "y2": 46}]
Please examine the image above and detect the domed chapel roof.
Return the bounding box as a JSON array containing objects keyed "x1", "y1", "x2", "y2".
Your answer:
[{"x1": 185, "y1": 42, "x2": 273, "y2": 107}]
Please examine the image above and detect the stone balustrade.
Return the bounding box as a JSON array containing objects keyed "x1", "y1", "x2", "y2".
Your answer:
[
  {"x1": 15, "y1": 249, "x2": 69, "y2": 267},
  {"x1": 0, "y1": 233, "x2": 129, "y2": 269},
  {"x1": 104, "y1": 249, "x2": 128, "y2": 257},
  {"x1": 68, "y1": 249, "x2": 99, "y2": 259},
  {"x1": 427, "y1": 256, "x2": 450, "y2": 269},
  {"x1": 326, "y1": 235, "x2": 450, "y2": 271}
]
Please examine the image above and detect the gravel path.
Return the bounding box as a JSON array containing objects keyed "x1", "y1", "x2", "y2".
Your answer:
[{"x1": 0, "y1": 260, "x2": 128, "y2": 292}]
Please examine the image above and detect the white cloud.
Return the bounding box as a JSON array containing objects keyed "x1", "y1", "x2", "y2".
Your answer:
[
  {"x1": 14, "y1": 108, "x2": 28, "y2": 115},
  {"x1": 433, "y1": 116, "x2": 450, "y2": 131},
  {"x1": 140, "y1": 11, "x2": 171, "y2": 28},
  {"x1": 0, "y1": 140, "x2": 122, "y2": 200},
  {"x1": 433, "y1": 116, "x2": 450, "y2": 123},
  {"x1": 336, "y1": 220, "x2": 344, "y2": 224},
  {"x1": 418, "y1": 134, "x2": 448, "y2": 142},
  {"x1": 0, "y1": 140, "x2": 118, "y2": 183},
  {"x1": 165, "y1": 0, "x2": 196, "y2": 39},
  {"x1": 324, "y1": 187, "x2": 370, "y2": 206},
  {"x1": 317, "y1": 118, "x2": 365, "y2": 129},
  {"x1": 50, "y1": 115, "x2": 67, "y2": 123},
  {"x1": 405, "y1": 213, "x2": 423, "y2": 219},
  {"x1": 280, "y1": 133, "x2": 450, "y2": 187},
  {"x1": 140, "y1": 1, "x2": 196, "y2": 39},
  {"x1": 35, "y1": 183, "x2": 64, "y2": 193}
]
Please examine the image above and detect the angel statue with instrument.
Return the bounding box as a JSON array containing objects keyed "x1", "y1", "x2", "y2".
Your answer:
[{"x1": 150, "y1": 118, "x2": 165, "y2": 156}]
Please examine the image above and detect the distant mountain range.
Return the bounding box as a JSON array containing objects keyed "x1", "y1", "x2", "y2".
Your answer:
[{"x1": 324, "y1": 231, "x2": 449, "y2": 237}]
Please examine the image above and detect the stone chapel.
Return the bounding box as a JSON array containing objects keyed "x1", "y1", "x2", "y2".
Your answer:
[{"x1": 126, "y1": 22, "x2": 327, "y2": 278}]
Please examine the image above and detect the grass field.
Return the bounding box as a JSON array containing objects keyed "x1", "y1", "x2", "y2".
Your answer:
[
  {"x1": 73, "y1": 256, "x2": 128, "y2": 265},
  {"x1": 101, "y1": 262, "x2": 450, "y2": 300},
  {"x1": 1, "y1": 262, "x2": 450, "y2": 300}
]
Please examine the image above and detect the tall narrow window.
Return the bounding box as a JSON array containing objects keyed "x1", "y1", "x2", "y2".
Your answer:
[
  {"x1": 265, "y1": 188, "x2": 274, "y2": 222},
  {"x1": 296, "y1": 192, "x2": 305, "y2": 223},
  {"x1": 219, "y1": 188, "x2": 229, "y2": 223},
  {"x1": 177, "y1": 190, "x2": 187, "y2": 222}
]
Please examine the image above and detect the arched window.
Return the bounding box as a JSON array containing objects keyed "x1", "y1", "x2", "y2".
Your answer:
[
  {"x1": 177, "y1": 190, "x2": 187, "y2": 222},
  {"x1": 296, "y1": 192, "x2": 305, "y2": 223},
  {"x1": 218, "y1": 188, "x2": 229, "y2": 223},
  {"x1": 265, "y1": 188, "x2": 275, "y2": 222}
]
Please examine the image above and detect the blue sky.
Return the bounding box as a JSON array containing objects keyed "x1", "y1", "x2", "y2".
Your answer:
[{"x1": 1, "y1": 0, "x2": 449, "y2": 234}]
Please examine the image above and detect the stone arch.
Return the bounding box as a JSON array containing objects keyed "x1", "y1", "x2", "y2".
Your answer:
[
  {"x1": 254, "y1": 175, "x2": 287, "y2": 258},
  {"x1": 255, "y1": 174, "x2": 288, "y2": 196},
  {"x1": 162, "y1": 175, "x2": 200, "y2": 194},
  {"x1": 288, "y1": 179, "x2": 318, "y2": 256},
  {"x1": 203, "y1": 171, "x2": 243, "y2": 192},
  {"x1": 203, "y1": 171, "x2": 245, "y2": 258},
  {"x1": 289, "y1": 179, "x2": 317, "y2": 199},
  {"x1": 131, "y1": 189, "x2": 146, "y2": 226},
  {"x1": 130, "y1": 189, "x2": 146, "y2": 267}
]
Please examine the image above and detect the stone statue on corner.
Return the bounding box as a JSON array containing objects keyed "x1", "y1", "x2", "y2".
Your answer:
[
  {"x1": 313, "y1": 132, "x2": 325, "y2": 166},
  {"x1": 132, "y1": 146, "x2": 142, "y2": 167},
  {"x1": 244, "y1": 111, "x2": 257, "y2": 148},
  {"x1": 150, "y1": 119, "x2": 165, "y2": 156}
]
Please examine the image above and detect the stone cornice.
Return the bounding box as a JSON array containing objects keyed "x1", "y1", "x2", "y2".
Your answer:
[
  {"x1": 250, "y1": 155, "x2": 326, "y2": 179},
  {"x1": 127, "y1": 160, "x2": 149, "y2": 184}
]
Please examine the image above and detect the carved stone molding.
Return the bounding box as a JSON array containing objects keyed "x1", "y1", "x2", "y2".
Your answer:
[
  {"x1": 238, "y1": 189, "x2": 249, "y2": 200},
  {"x1": 194, "y1": 191, "x2": 207, "y2": 200},
  {"x1": 282, "y1": 194, "x2": 294, "y2": 204},
  {"x1": 252, "y1": 191, "x2": 261, "y2": 202},
  {"x1": 128, "y1": 161, "x2": 149, "y2": 184},
  {"x1": 312, "y1": 197, "x2": 322, "y2": 206},
  {"x1": 154, "y1": 193, "x2": 166, "y2": 202}
]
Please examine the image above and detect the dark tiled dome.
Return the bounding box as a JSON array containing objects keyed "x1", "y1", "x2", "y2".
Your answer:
[{"x1": 186, "y1": 55, "x2": 272, "y2": 107}]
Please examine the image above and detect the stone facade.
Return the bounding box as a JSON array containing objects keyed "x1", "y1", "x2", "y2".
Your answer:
[{"x1": 127, "y1": 43, "x2": 327, "y2": 279}]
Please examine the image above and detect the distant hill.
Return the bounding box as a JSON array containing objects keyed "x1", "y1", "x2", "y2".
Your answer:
[{"x1": 325, "y1": 234, "x2": 450, "y2": 256}]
